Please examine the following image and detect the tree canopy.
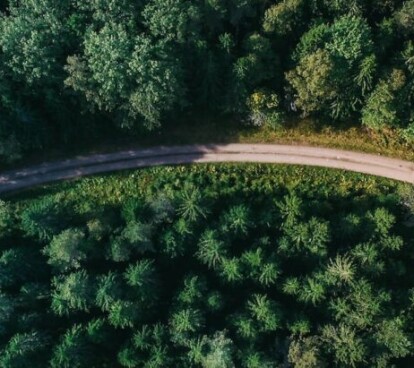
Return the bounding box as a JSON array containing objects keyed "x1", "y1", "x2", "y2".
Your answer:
[
  {"x1": 0, "y1": 164, "x2": 413, "y2": 367},
  {"x1": 0, "y1": 0, "x2": 413, "y2": 163}
]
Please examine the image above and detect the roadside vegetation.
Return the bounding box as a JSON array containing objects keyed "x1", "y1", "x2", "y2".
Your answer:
[
  {"x1": 2, "y1": 164, "x2": 414, "y2": 367},
  {"x1": 1, "y1": 0, "x2": 413, "y2": 164}
]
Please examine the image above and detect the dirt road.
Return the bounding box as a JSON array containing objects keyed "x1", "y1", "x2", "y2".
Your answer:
[{"x1": 1, "y1": 144, "x2": 413, "y2": 195}]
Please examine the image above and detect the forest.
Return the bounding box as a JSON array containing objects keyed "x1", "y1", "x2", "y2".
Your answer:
[
  {"x1": 0, "y1": 0, "x2": 413, "y2": 163},
  {"x1": 1, "y1": 164, "x2": 414, "y2": 367}
]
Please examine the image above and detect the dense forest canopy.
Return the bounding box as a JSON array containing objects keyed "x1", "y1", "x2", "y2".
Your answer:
[
  {"x1": 1, "y1": 164, "x2": 414, "y2": 367},
  {"x1": 0, "y1": 0, "x2": 413, "y2": 162}
]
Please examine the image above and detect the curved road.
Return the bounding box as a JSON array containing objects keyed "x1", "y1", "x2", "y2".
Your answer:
[{"x1": 1, "y1": 144, "x2": 413, "y2": 195}]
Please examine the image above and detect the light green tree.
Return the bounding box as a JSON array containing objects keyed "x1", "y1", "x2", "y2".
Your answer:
[
  {"x1": 197, "y1": 230, "x2": 227, "y2": 269},
  {"x1": 43, "y1": 228, "x2": 86, "y2": 271},
  {"x1": 51, "y1": 270, "x2": 95, "y2": 315}
]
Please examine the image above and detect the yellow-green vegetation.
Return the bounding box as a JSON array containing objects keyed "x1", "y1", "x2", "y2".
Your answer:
[
  {"x1": 159, "y1": 117, "x2": 414, "y2": 160},
  {"x1": 2, "y1": 165, "x2": 414, "y2": 367},
  {"x1": 12, "y1": 117, "x2": 414, "y2": 172}
]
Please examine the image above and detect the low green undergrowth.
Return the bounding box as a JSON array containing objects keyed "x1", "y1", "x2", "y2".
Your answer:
[{"x1": 1, "y1": 165, "x2": 414, "y2": 367}]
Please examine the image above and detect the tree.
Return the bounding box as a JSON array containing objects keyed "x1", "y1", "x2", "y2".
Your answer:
[
  {"x1": 50, "y1": 325, "x2": 91, "y2": 368},
  {"x1": 231, "y1": 313, "x2": 258, "y2": 340},
  {"x1": 65, "y1": 25, "x2": 186, "y2": 129},
  {"x1": 246, "y1": 89, "x2": 284, "y2": 130},
  {"x1": 228, "y1": 33, "x2": 278, "y2": 112},
  {"x1": 43, "y1": 228, "x2": 86, "y2": 271},
  {"x1": 206, "y1": 291, "x2": 224, "y2": 312},
  {"x1": 117, "y1": 344, "x2": 140, "y2": 368},
  {"x1": 263, "y1": 0, "x2": 305, "y2": 35},
  {"x1": 286, "y1": 49, "x2": 337, "y2": 116},
  {"x1": 64, "y1": 22, "x2": 133, "y2": 117},
  {"x1": 275, "y1": 193, "x2": 302, "y2": 227},
  {"x1": 220, "y1": 257, "x2": 243, "y2": 283},
  {"x1": 280, "y1": 217, "x2": 330, "y2": 257},
  {"x1": 220, "y1": 204, "x2": 252, "y2": 236},
  {"x1": 0, "y1": 199, "x2": 13, "y2": 237},
  {"x1": 176, "y1": 275, "x2": 207, "y2": 306},
  {"x1": 86, "y1": 318, "x2": 113, "y2": 346},
  {"x1": 0, "y1": 292, "x2": 15, "y2": 333},
  {"x1": 287, "y1": 16, "x2": 375, "y2": 119},
  {"x1": 297, "y1": 275, "x2": 326, "y2": 305},
  {"x1": 108, "y1": 300, "x2": 140, "y2": 329},
  {"x1": 142, "y1": 0, "x2": 199, "y2": 44},
  {"x1": 394, "y1": 0, "x2": 414, "y2": 35},
  {"x1": 322, "y1": 324, "x2": 366, "y2": 367},
  {"x1": 169, "y1": 308, "x2": 203, "y2": 343},
  {"x1": 288, "y1": 336, "x2": 325, "y2": 368},
  {"x1": 258, "y1": 262, "x2": 279, "y2": 286},
  {"x1": 121, "y1": 221, "x2": 154, "y2": 253},
  {"x1": 0, "y1": 0, "x2": 69, "y2": 86},
  {"x1": 124, "y1": 259, "x2": 158, "y2": 303},
  {"x1": 0, "y1": 248, "x2": 40, "y2": 288},
  {"x1": 110, "y1": 221, "x2": 154, "y2": 262},
  {"x1": 131, "y1": 323, "x2": 172, "y2": 366},
  {"x1": 96, "y1": 271, "x2": 124, "y2": 312},
  {"x1": 20, "y1": 197, "x2": 68, "y2": 241},
  {"x1": 125, "y1": 35, "x2": 187, "y2": 128},
  {"x1": 0, "y1": 331, "x2": 49, "y2": 368},
  {"x1": 325, "y1": 255, "x2": 355, "y2": 285},
  {"x1": 314, "y1": 0, "x2": 363, "y2": 17},
  {"x1": 149, "y1": 194, "x2": 175, "y2": 224},
  {"x1": 177, "y1": 185, "x2": 208, "y2": 222},
  {"x1": 247, "y1": 294, "x2": 281, "y2": 332},
  {"x1": 329, "y1": 279, "x2": 387, "y2": 329},
  {"x1": 73, "y1": 0, "x2": 141, "y2": 25},
  {"x1": 51, "y1": 270, "x2": 95, "y2": 315},
  {"x1": 197, "y1": 230, "x2": 227, "y2": 269},
  {"x1": 362, "y1": 69, "x2": 407, "y2": 130},
  {"x1": 193, "y1": 331, "x2": 235, "y2": 368},
  {"x1": 374, "y1": 318, "x2": 412, "y2": 359}
]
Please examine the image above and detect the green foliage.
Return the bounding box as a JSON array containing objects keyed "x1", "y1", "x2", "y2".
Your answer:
[
  {"x1": 96, "y1": 271, "x2": 123, "y2": 311},
  {"x1": 1, "y1": 165, "x2": 413, "y2": 366},
  {"x1": 51, "y1": 270, "x2": 95, "y2": 315},
  {"x1": 263, "y1": 0, "x2": 305, "y2": 35},
  {"x1": 0, "y1": 0, "x2": 413, "y2": 163},
  {"x1": 220, "y1": 204, "x2": 252, "y2": 235},
  {"x1": 0, "y1": 248, "x2": 40, "y2": 288},
  {"x1": 247, "y1": 294, "x2": 281, "y2": 332},
  {"x1": 0, "y1": 200, "x2": 13, "y2": 237},
  {"x1": 246, "y1": 90, "x2": 284, "y2": 130},
  {"x1": 197, "y1": 331, "x2": 235, "y2": 368},
  {"x1": 288, "y1": 337, "x2": 324, "y2": 368},
  {"x1": 50, "y1": 325, "x2": 90, "y2": 368},
  {"x1": 197, "y1": 229, "x2": 227, "y2": 269},
  {"x1": 108, "y1": 300, "x2": 140, "y2": 329},
  {"x1": 287, "y1": 16, "x2": 376, "y2": 119},
  {"x1": 177, "y1": 185, "x2": 208, "y2": 222},
  {"x1": 394, "y1": 0, "x2": 414, "y2": 35},
  {"x1": 65, "y1": 25, "x2": 185, "y2": 129},
  {"x1": 142, "y1": 0, "x2": 199, "y2": 43},
  {"x1": 362, "y1": 69, "x2": 407, "y2": 130},
  {"x1": 286, "y1": 49, "x2": 336, "y2": 116},
  {"x1": 322, "y1": 324, "x2": 366, "y2": 367},
  {"x1": 0, "y1": 0, "x2": 68, "y2": 86},
  {"x1": 169, "y1": 308, "x2": 203, "y2": 342},
  {"x1": 20, "y1": 197, "x2": 68, "y2": 241},
  {"x1": 0, "y1": 331, "x2": 49, "y2": 368},
  {"x1": 43, "y1": 228, "x2": 86, "y2": 271}
]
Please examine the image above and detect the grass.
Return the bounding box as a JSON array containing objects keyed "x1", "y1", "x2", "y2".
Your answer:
[
  {"x1": 160, "y1": 116, "x2": 414, "y2": 159},
  {"x1": 5, "y1": 114, "x2": 414, "y2": 171},
  {"x1": 11, "y1": 163, "x2": 403, "y2": 208}
]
